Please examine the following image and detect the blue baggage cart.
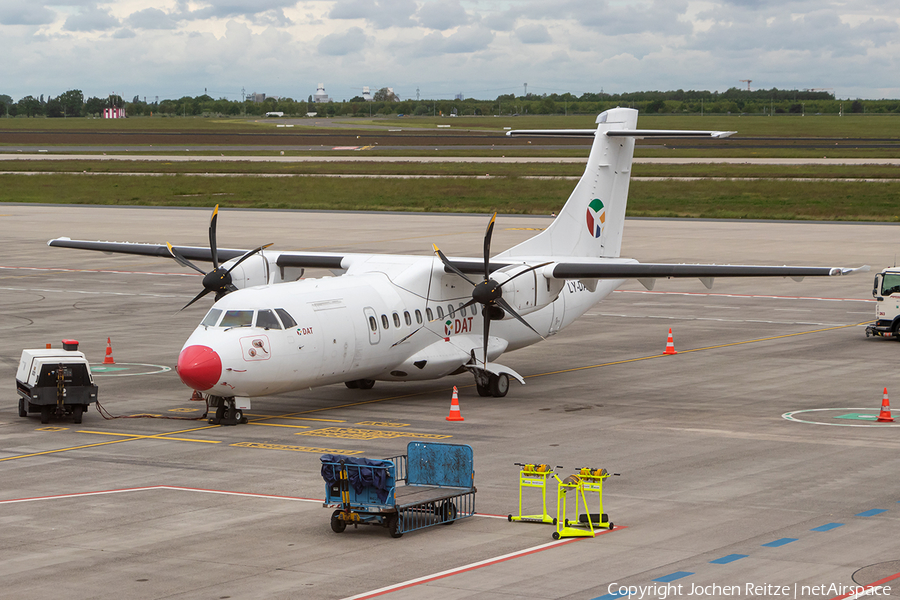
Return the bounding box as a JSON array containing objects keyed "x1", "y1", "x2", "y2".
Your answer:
[{"x1": 321, "y1": 442, "x2": 476, "y2": 538}]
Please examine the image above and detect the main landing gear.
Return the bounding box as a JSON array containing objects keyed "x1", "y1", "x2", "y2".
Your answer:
[
  {"x1": 475, "y1": 372, "x2": 509, "y2": 398},
  {"x1": 345, "y1": 379, "x2": 375, "y2": 390},
  {"x1": 207, "y1": 396, "x2": 248, "y2": 426}
]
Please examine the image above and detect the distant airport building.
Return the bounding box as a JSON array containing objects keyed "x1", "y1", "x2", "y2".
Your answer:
[
  {"x1": 362, "y1": 86, "x2": 373, "y2": 101},
  {"x1": 313, "y1": 83, "x2": 332, "y2": 103},
  {"x1": 103, "y1": 108, "x2": 125, "y2": 119},
  {"x1": 250, "y1": 93, "x2": 266, "y2": 103}
]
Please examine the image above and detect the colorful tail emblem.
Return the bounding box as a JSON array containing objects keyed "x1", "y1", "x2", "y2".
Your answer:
[{"x1": 586, "y1": 198, "x2": 606, "y2": 238}]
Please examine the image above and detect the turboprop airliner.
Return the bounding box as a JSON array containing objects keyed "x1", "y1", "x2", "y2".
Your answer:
[{"x1": 49, "y1": 108, "x2": 867, "y2": 424}]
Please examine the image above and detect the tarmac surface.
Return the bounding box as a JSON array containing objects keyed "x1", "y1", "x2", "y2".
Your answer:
[{"x1": 2, "y1": 205, "x2": 900, "y2": 600}]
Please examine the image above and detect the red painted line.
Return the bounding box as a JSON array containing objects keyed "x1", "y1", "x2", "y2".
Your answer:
[
  {"x1": 342, "y1": 526, "x2": 624, "y2": 600},
  {"x1": 828, "y1": 571, "x2": 900, "y2": 599}
]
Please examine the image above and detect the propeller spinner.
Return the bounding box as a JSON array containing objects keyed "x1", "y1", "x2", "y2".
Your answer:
[{"x1": 166, "y1": 205, "x2": 273, "y2": 310}]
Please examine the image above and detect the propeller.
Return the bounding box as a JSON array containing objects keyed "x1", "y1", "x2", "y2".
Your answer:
[
  {"x1": 432, "y1": 213, "x2": 550, "y2": 366},
  {"x1": 166, "y1": 205, "x2": 273, "y2": 310}
]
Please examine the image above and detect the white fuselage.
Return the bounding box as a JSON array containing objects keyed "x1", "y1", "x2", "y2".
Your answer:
[{"x1": 176, "y1": 254, "x2": 623, "y2": 398}]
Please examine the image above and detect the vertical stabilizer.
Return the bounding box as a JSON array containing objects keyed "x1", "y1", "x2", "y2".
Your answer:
[
  {"x1": 498, "y1": 107, "x2": 638, "y2": 260},
  {"x1": 497, "y1": 109, "x2": 734, "y2": 260}
]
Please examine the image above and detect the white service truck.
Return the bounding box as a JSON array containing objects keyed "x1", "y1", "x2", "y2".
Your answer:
[
  {"x1": 866, "y1": 268, "x2": 900, "y2": 340},
  {"x1": 16, "y1": 340, "x2": 98, "y2": 424}
]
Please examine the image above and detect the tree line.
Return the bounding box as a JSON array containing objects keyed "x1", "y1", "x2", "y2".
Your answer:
[{"x1": 1, "y1": 87, "x2": 897, "y2": 119}]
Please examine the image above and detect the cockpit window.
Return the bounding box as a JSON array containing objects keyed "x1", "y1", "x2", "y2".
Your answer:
[
  {"x1": 201, "y1": 308, "x2": 222, "y2": 327},
  {"x1": 256, "y1": 309, "x2": 282, "y2": 330},
  {"x1": 275, "y1": 308, "x2": 297, "y2": 328},
  {"x1": 220, "y1": 310, "x2": 254, "y2": 328}
]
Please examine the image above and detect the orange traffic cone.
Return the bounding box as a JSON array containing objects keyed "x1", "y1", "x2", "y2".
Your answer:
[
  {"x1": 446, "y1": 386, "x2": 464, "y2": 422},
  {"x1": 877, "y1": 387, "x2": 894, "y2": 422},
  {"x1": 664, "y1": 328, "x2": 677, "y2": 355},
  {"x1": 103, "y1": 337, "x2": 115, "y2": 364}
]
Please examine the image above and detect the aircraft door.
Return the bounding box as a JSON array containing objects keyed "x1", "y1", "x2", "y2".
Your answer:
[
  {"x1": 363, "y1": 307, "x2": 380, "y2": 345},
  {"x1": 314, "y1": 305, "x2": 357, "y2": 379}
]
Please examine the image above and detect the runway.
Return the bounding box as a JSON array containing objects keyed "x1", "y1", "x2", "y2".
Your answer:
[{"x1": 2, "y1": 205, "x2": 899, "y2": 600}]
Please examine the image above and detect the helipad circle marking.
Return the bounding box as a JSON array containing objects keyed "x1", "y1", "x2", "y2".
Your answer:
[
  {"x1": 91, "y1": 363, "x2": 171, "y2": 377},
  {"x1": 782, "y1": 408, "x2": 900, "y2": 427}
]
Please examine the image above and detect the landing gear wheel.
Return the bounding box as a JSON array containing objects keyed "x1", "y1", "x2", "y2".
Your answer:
[
  {"x1": 476, "y1": 382, "x2": 491, "y2": 397},
  {"x1": 72, "y1": 404, "x2": 84, "y2": 424},
  {"x1": 18, "y1": 397, "x2": 27, "y2": 418},
  {"x1": 388, "y1": 514, "x2": 403, "y2": 538},
  {"x1": 330, "y1": 510, "x2": 347, "y2": 533},
  {"x1": 357, "y1": 379, "x2": 375, "y2": 390},
  {"x1": 40, "y1": 405, "x2": 51, "y2": 424},
  {"x1": 489, "y1": 373, "x2": 509, "y2": 398},
  {"x1": 344, "y1": 380, "x2": 359, "y2": 389},
  {"x1": 233, "y1": 409, "x2": 243, "y2": 423}
]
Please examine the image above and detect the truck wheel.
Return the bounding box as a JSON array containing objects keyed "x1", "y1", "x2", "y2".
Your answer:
[
  {"x1": 388, "y1": 514, "x2": 403, "y2": 538},
  {"x1": 72, "y1": 405, "x2": 84, "y2": 424},
  {"x1": 18, "y1": 398, "x2": 27, "y2": 418},
  {"x1": 330, "y1": 510, "x2": 347, "y2": 533},
  {"x1": 40, "y1": 405, "x2": 51, "y2": 424}
]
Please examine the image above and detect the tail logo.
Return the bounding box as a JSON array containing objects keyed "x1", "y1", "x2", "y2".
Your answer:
[{"x1": 586, "y1": 198, "x2": 606, "y2": 238}]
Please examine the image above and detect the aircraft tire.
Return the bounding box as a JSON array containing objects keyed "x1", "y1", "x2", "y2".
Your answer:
[
  {"x1": 489, "y1": 373, "x2": 509, "y2": 398},
  {"x1": 476, "y1": 382, "x2": 491, "y2": 397},
  {"x1": 344, "y1": 381, "x2": 359, "y2": 389},
  {"x1": 357, "y1": 379, "x2": 375, "y2": 390}
]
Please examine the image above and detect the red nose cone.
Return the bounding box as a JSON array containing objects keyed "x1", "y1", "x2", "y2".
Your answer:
[{"x1": 177, "y1": 345, "x2": 222, "y2": 391}]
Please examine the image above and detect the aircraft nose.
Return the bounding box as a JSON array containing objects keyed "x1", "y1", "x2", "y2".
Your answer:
[{"x1": 177, "y1": 345, "x2": 222, "y2": 391}]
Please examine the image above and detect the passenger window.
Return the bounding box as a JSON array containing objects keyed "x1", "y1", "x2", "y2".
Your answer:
[
  {"x1": 426, "y1": 308, "x2": 433, "y2": 321},
  {"x1": 437, "y1": 306, "x2": 444, "y2": 319},
  {"x1": 256, "y1": 309, "x2": 282, "y2": 330},
  {"x1": 275, "y1": 308, "x2": 297, "y2": 328},
  {"x1": 369, "y1": 316, "x2": 377, "y2": 332},
  {"x1": 415, "y1": 310, "x2": 422, "y2": 325},
  {"x1": 220, "y1": 310, "x2": 254, "y2": 328},
  {"x1": 201, "y1": 308, "x2": 222, "y2": 327},
  {"x1": 470, "y1": 303, "x2": 478, "y2": 315},
  {"x1": 459, "y1": 303, "x2": 466, "y2": 317},
  {"x1": 447, "y1": 304, "x2": 454, "y2": 317},
  {"x1": 382, "y1": 314, "x2": 389, "y2": 329},
  {"x1": 404, "y1": 311, "x2": 412, "y2": 326},
  {"x1": 393, "y1": 312, "x2": 401, "y2": 328}
]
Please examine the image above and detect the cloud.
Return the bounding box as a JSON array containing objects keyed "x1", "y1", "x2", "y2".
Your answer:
[
  {"x1": 126, "y1": 8, "x2": 179, "y2": 31},
  {"x1": 515, "y1": 23, "x2": 551, "y2": 44},
  {"x1": 63, "y1": 5, "x2": 120, "y2": 32},
  {"x1": 318, "y1": 26, "x2": 369, "y2": 56},
  {"x1": 0, "y1": 1, "x2": 55, "y2": 26},
  {"x1": 417, "y1": 0, "x2": 471, "y2": 31},
  {"x1": 329, "y1": 0, "x2": 418, "y2": 29},
  {"x1": 410, "y1": 24, "x2": 494, "y2": 56}
]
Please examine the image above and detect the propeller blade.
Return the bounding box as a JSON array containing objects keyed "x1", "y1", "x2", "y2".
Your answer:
[
  {"x1": 483, "y1": 213, "x2": 496, "y2": 281},
  {"x1": 209, "y1": 204, "x2": 220, "y2": 269},
  {"x1": 433, "y1": 244, "x2": 476, "y2": 286},
  {"x1": 482, "y1": 304, "x2": 491, "y2": 366},
  {"x1": 181, "y1": 287, "x2": 213, "y2": 311},
  {"x1": 166, "y1": 242, "x2": 206, "y2": 275},
  {"x1": 495, "y1": 297, "x2": 545, "y2": 340},
  {"x1": 226, "y1": 243, "x2": 274, "y2": 273},
  {"x1": 497, "y1": 261, "x2": 554, "y2": 288},
  {"x1": 447, "y1": 298, "x2": 478, "y2": 318}
]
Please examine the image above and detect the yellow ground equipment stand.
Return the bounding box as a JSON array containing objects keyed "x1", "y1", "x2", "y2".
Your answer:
[
  {"x1": 552, "y1": 467, "x2": 616, "y2": 540},
  {"x1": 508, "y1": 463, "x2": 560, "y2": 525}
]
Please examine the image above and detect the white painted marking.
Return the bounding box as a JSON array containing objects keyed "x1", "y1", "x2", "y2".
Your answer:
[{"x1": 782, "y1": 408, "x2": 900, "y2": 427}]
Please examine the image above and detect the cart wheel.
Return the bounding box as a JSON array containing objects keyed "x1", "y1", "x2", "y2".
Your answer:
[
  {"x1": 330, "y1": 510, "x2": 347, "y2": 533},
  {"x1": 18, "y1": 397, "x2": 27, "y2": 418},
  {"x1": 507, "y1": 514, "x2": 512, "y2": 522},
  {"x1": 552, "y1": 517, "x2": 557, "y2": 526},
  {"x1": 441, "y1": 502, "x2": 458, "y2": 525},
  {"x1": 607, "y1": 523, "x2": 614, "y2": 530},
  {"x1": 388, "y1": 514, "x2": 403, "y2": 538},
  {"x1": 72, "y1": 404, "x2": 84, "y2": 424},
  {"x1": 552, "y1": 531, "x2": 560, "y2": 540},
  {"x1": 40, "y1": 405, "x2": 51, "y2": 424}
]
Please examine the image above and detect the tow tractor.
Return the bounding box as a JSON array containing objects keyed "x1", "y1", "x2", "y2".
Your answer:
[
  {"x1": 866, "y1": 268, "x2": 900, "y2": 339},
  {"x1": 15, "y1": 340, "x2": 98, "y2": 424}
]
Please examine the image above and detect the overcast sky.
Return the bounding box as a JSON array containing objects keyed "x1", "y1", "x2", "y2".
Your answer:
[{"x1": 1, "y1": 1, "x2": 897, "y2": 103}]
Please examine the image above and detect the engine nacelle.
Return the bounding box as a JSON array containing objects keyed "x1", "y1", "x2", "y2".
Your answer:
[
  {"x1": 493, "y1": 264, "x2": 564, "y2": 318},
  {"x1": 222, "y1": 254, "x2": 271, "y2": 289}
]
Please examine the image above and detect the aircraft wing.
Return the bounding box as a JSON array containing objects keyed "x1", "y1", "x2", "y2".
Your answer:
[
  {"x1": 47, "y1": 238, "x2": 347, "y2": 269},
  {"x1": 548, "y1": 262, "x2": 869, "y2": 279}
]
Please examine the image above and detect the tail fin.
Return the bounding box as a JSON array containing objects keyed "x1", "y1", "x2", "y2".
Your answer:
[{"x1": 497, "y1": 108, "x2": 734, "y2": 260}]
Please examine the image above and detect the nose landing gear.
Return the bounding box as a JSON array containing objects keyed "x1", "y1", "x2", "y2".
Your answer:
[{"x1": 207, "y1": 396, "x2": 249, "y2": 425}]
